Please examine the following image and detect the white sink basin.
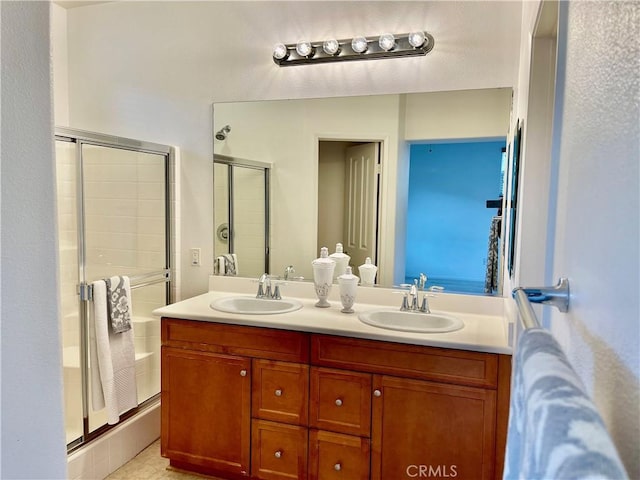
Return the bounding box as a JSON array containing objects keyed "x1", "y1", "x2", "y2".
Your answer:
[
  {"x1": 210, "y1": 296, "x2": 303, "y2": 315},
  {"x1": 358, "y1": 310, "x2": 464, "y2": 333}
]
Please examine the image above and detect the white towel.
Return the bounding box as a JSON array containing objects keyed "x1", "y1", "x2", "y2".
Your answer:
[
  {"x1": 89, "y1": 278, "x2": 138, "y2": 425},
  {"x1": 216, "y1": 253, "x2": 238, "y2": 276}
]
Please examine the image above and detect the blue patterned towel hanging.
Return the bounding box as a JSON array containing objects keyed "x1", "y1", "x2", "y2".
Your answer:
[
  {"x1": 504, "y1": 328, "x2": 628, "y2": 479},
  {"x1": 104, "y1": 276, "x2": 132, "y2": 334}
]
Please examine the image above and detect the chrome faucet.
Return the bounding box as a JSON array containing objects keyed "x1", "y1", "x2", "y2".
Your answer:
[
  {"x1": 418, "y1": 273, "x2": 427, "y2": 290},
  {"x1": 257, "y1": 273, "x2": 281, "y2": 300},
  {"x1": 284, "y1": 265, "x2": 295, "y2": 280},
  {"x1": 400, "y1": 279, "x2": 431, "y2": 313}
]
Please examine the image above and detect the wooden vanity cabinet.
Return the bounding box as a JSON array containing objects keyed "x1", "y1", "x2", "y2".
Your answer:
[
  {"x1": 161, "y1": 318, "x2": 511, "y2": 480},
  {"x1": 311, "y1": 334, "x2": 511, "y2": 480},
  {"x1": 370, "y1": 375, "x2": 496, "y2": 480},
  {"x1": 161, "y1": 347, "x2": 251, "y2": 477},
  {"x1": 161, "y1": 318, "x2": 310, "y2": 479}
]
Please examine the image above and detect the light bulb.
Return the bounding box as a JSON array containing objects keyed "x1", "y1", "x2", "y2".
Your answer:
[
  {"x1": 322, "y1": 39, "x2": 340, "y2": 56},
  {"x1": 295, "y1": 41, "x2": 314, "y2": 58},
  {"x1": 273, "y1": 43, "x2": 289, "y2": 60},
  {"x1": 378, "y1": 33, "x2": 396, "y2": 51},
  {"x1": 351, "y1": 36, "x2": 368, "y2": 54},
  {"x1": 408, "y1": 31, "x2": 427, "y2": 48}
]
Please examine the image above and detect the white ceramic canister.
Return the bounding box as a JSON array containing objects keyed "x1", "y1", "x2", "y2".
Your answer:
[
  {"x1": 358, "y1": 257, "x2": 378, "y2": 286},
  {"x1": 329, "y1": 243, "x2": 350, "y2": 281},
  {"x1": 337, "y1": 266, "x2": 359, "y2": 313},
  {"x1": 312, "y1": 247, "x2": 336, "y2": 308}
]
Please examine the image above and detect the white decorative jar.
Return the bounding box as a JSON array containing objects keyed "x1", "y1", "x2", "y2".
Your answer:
[
  {"x1": 312, "y1": 247, "x2": 336, "y2": 308},
  {"x1": 329, "y1": 243, "x2": 350, "y2": 281},
  {"x1": 358, "y1": 257, "x2": 378, "y2": 286},
  {"x1": 337, "y1": 266, "x2": 359, "y2": 313}
]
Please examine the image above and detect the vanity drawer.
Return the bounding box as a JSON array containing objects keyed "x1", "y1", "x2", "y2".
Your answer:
[
  {"x1": 311, "y1": 334, "x2": 498, "y2": 388},
  {"x1": 310, "y1": 367, "x2": 371, "y2": 437},
  {"x1": 309, "y1": 429, "x2": 370, "y2": 480},
  {"x1": 251, "y1": 419, "x2": 308, "y2": 480},
  {"x1": 252, "y1": 359, "x2": 309, "y2": 426},
  {"x1": 161, "y1": 318, "x2": 309, "y2": 363}
]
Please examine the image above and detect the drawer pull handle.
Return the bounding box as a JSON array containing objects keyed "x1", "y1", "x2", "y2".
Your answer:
[
  {"x1": 240, "y1": 370, "x2": 247, "y2": 377},
  {"x1": 334, "y1": 463, "x2": 342, "y2": 471},
  {"x1": 275, "y1": 389, "x2": 283, "y2": 397},
  {"x1": 274, "y1": 450, "x2": 283, "y2": 459},
  {"x1": 373, "y1": 389, "x2": 382, "y2": 397},
  {"x1": 335, "y1": 398, "x2": 343, "y2": 407}
]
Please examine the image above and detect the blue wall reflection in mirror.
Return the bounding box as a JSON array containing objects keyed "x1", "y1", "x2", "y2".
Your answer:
[{"x1": 405, "y1": 141, "x2": 504, "y2": 294}]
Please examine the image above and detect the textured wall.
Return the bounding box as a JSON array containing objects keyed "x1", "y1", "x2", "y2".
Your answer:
[
  {"x1": 0, "y1": 2, "x2": 67, "y2": 477},
  {"x1": 549, "y1": 2, "x2": 639, "y2": 476}
]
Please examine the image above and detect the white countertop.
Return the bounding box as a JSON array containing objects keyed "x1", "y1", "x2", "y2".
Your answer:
[{"x1": 153, "y1": 277, "x2": 513, "y2": 355}]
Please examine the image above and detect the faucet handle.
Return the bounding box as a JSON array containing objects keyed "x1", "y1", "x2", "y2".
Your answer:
[
  {"x1": 400, "y1": 292, "x2": 410, "y2": 311},
  {"x1": 419, "y1": 295, "x2": 430, "y2": 313},
  {"x1": 272, "y1": 285, "x2": 282, "y2": 300}
]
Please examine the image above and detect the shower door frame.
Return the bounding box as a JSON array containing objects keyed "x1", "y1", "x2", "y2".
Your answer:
[
  {"x1": 55, "y1": 127, "x2": 175, "y2": 452},
  {"x1": 214, "y1": 153, "x2": 271, "y2": 274}
]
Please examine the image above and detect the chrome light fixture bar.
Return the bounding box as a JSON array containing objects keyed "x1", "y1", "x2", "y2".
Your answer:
[{"x1": 272, "y1": 31, "x2": 434, "y2": 67}]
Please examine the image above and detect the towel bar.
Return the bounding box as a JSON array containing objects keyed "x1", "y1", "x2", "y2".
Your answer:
[
  {"x1": 79, "y1": 269, "x2": 171, "y2": 301},
  {"x1": 512, "y1": 277, "x2": 570, "y2": 329}
]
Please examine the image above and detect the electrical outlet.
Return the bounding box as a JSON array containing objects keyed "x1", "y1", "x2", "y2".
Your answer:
[{"x1": 190, "y1": 248, "x2": 201, "y2": 266}]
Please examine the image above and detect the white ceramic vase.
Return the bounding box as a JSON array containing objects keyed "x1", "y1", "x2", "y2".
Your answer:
[
  {"x1": 329, "y1": 243, "x2": 351, "y2": 281},
  {"x1": 312, "y1": 247, "x2": 336, "y2": 308},
  {"x1": 338, "y1": 266, "x2": 359, "y2": 313},
  {"x1": 358, "y1": 257, "x2": 378, "y2": 286}
]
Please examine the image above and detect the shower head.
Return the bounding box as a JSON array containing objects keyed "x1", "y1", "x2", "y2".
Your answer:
[{"x1": 216, "y1": 125, "x2": 231, "y2": 141}]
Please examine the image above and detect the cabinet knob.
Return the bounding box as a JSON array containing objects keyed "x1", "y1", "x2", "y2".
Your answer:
[
  {"x1": 275, "y1": 389, "x2": 283, "y2": 397},
  {"x1": 373, "y1": 389, "x2": 382, "y2": 397},
  {"x1": 334, "y1": 463, "x2": 342, "y2": 471},
  {"x1": 274, "y1": 450, "x2": 283, "y2": 459},
  {"x1": 335, "y1": 398, "x2": 343, "y2": 407},
  {"x1": 240, "y1": 369, "x2": 247, "y2": 377}
]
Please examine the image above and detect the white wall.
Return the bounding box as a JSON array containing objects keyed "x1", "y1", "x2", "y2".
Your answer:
[
  {"x1": 0, "y1": 2, "x2": 67, "y2": 478},
  {"x1": 513, "y1": 1, "x2": 639, "y2": 476},
  {"x1": 58, "y1": 0, "x2": 521, "y2": 298}
]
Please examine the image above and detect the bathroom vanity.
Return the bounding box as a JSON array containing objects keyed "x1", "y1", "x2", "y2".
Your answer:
[{"x1": 155, "y1": 280, "x2": 512, "y2": 480}]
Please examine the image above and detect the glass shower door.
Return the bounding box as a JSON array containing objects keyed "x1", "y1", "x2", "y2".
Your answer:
[
  {"x1": 214, "y1": 157, "x2": 270, "y2": 278},
  {"x1": 80, "y1": 144, "x2": 168, "y2": 434},
  {"x1": 55, "y1": 138, "x2": 83, "y2": 446}
]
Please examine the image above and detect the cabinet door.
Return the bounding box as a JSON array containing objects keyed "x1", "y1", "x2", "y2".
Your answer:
[
  {"x1": 309, "y1": 429, "x2": 370, "y2": 480},
  {"x1": 310, "y1": 367, "x2": 372, "y2": 437},
  {"x1": 252, "y1": 359, "x2": 309, "y2": 426},
  {"x1": 251, "y1": 419, "x2": 308, "y2": 480},
  {"x1": 161, "y1": 347, "x2": 251, "y2": 477},
  {"x1": 371, "y1": 375, "x2": 496, "y2": 480}
]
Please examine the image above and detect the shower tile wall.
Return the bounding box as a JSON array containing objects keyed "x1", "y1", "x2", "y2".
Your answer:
[{"x1": 233, "y1": 167, "x2": 265, "y2": 277}]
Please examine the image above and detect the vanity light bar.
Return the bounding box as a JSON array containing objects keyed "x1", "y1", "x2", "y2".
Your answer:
[{"x1": 272, "y1": 31, "x2": 435, "y2": 67}]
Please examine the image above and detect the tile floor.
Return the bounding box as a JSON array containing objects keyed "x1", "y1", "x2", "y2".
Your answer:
[{"x1": 105, "y1": 440, "x2": 224, "y2": 480}]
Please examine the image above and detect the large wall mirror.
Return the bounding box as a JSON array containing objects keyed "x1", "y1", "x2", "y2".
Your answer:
[{"x1": 213, "y1": 87, "x2": 512, "y2": 296}]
